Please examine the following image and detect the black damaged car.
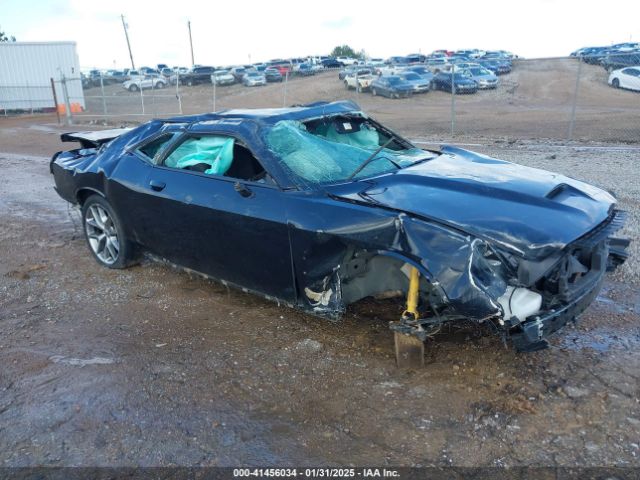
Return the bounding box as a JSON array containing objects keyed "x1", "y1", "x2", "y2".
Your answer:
[{"x1": 50, "y1": 101, "x2": 629, "y2": 361}]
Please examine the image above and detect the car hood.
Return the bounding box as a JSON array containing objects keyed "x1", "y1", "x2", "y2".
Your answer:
[{"x1": 329, "y1": 146, "x2": 615, "y2": 259}]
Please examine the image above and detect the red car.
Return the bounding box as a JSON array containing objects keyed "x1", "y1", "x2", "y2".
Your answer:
[{"x1": 269, "y1": 62, "x2": 292, "y2": 76}]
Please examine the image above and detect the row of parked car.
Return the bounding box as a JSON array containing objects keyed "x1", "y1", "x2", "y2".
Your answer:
[
  {"x1": 571, "y1": 42, "x2": 640, "y2": 92},
  {"x1": 338, "y1": 50, "x2": 514, "y2": 98},
  {"x1": 81, "y1": 56, "x2": 353, "y2": 91},
  {"x1": 571, "y1": 42, "x2": 640, "y2": 72}
]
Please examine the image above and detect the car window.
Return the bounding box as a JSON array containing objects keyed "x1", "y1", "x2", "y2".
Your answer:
[
  {"x1": 162, "y1": 135, "x2": 268, "y2": 182},
  {"x1": 136, "y1": 133, "x2": 179, "y2": 162},
  {"x1": 265, "y1": 118, "x2": 436, "y2": 186}
]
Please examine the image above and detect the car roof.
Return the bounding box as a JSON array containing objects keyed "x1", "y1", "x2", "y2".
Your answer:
[{"x1": 165, "y1": 100, "x2": 361, "y2": 126}]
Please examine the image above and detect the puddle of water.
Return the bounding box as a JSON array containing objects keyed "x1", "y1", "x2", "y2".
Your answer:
[{"x1": 559, "y1": 329, "x2": 640, "y2": 352}]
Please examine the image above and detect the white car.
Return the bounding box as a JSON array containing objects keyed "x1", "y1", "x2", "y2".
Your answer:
[
  {"x1": 344, "y1": 70, "x2": 375, "y2": 91},
  {"x1": 608, "y1": 67, "x2": 640, "y2": 91},
  {"x1": 211, "y1": 70, "x2": 236, "y2": 86},
  {"x1": 122, "y1": 74, "x2": 166, "y2": 92},
  {"x1": 242, "y1": 71, "x2": 266, "y2": 86},
  {"x1": 337, "y1": 56, "x2": 358, "y2": 66}
]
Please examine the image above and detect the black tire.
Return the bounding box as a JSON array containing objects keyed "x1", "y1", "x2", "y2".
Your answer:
[
  {"x1": 187, "y1": 79, "x2": 194, "y2": 87},
  {"x1": 128, "y1": 84, "x2": 139, "y2": 92},
  {"x1": 81, "y1": 195, "x2": 136, "y2": 269},
  {"x1": 156, "y1": 82, "x2": 166, "y2": 89},
  {"x1": 372, "y1": 88, "x2": 377, "y2": 96},
  {"x1": 344, "y1": 81, "x2": 349, "y2": 89},
  {"x1": 612, "y1": 78, "x2": 620, "y2": 88}
]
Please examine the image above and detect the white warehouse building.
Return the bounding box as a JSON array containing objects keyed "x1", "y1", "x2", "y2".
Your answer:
[{"x1": 0, "y1": 41, "x2": 85, "y2": 112}]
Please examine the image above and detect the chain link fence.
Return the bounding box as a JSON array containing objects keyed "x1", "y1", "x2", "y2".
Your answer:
[{"x1": 2, "y1": 57, "x2": 638, "y2": 144}]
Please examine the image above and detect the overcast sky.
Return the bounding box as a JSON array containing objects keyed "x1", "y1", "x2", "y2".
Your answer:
[{"x1": 2, "y1": 0, "x2": 638, "y2": 69}]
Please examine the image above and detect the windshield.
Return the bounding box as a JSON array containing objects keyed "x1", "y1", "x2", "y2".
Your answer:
[
  {"x1": 469, "y1": 67, "x2": 491, "y2": 75},
  {"x1": 402, "y1": 73, "x2": 420, "y2": 80},
  {"x1": 264, "y1": 118, "x2": 436, "y2": 186},
  {"x1": 387, "y1": 77, "x2": 403, "y2": 85}
]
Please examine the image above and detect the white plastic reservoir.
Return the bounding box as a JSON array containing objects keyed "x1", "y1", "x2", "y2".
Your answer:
[{"x1": 497, "y1": 287, "x2": 542, "y2": 322}]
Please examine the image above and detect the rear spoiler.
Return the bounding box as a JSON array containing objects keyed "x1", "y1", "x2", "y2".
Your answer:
[{"x1": 60, "y1": 128, "x2": 132, "y2": 149}]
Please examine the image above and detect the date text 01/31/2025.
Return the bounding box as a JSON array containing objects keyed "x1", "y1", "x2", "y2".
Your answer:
[{"x1": 233, "y1": 468, "x2": 400, "y2": 478}]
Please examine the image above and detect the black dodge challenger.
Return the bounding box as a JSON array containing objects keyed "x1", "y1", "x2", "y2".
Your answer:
[{"x1": 50, "y1": 101, "x2": 629, "y2": 354}]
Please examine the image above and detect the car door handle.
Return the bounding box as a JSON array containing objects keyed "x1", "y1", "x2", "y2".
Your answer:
[
  {"x1": 234, "y1": 182, "x2": 253, "y2": 198},
  {"x1": 149, "y1": 180, "x2": 166, "y2": 191}
]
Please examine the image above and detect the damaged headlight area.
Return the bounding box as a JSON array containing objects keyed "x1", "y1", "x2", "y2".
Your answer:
[{"x1": 471, "y1": 242, "x2": 544, "y2": 328}]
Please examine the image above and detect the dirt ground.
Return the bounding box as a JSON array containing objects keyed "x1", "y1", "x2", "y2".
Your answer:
[
  {"x1": 70, "y1": 58, "x2": 640, "y2": 144},
  {"x1": 1, "y1": 101, "x2": 640, "y2": 467}
]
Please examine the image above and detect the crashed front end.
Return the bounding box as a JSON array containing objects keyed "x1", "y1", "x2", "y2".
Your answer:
[
  {"x1": 262, "y1": 109, "x2": 630, "y2": 353},
  {"x1": 391, "y1": 210, "x2": 629, "y2": 352}
]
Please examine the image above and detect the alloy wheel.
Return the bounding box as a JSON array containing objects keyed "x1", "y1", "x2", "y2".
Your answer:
[{"x1": 84, "y1": 204, "x2": 119, "y2": 265}]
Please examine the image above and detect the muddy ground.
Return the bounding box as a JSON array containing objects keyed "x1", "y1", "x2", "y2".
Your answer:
[{"x1": 1, "y1": 111, "x2": 639, "y2": 467}]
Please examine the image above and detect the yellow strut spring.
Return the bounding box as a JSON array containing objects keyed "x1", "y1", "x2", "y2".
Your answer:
[{"x1": 402, "y1": 266, "x2": 420, "y2": 320}]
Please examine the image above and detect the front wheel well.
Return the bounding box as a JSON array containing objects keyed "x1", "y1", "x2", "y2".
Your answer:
[
  {"x1": 76, "y1": 188, "x2": 103, "y2": 206},
  {"x1": 339, "y1": 251, "x2": 436, "y2": 306}
]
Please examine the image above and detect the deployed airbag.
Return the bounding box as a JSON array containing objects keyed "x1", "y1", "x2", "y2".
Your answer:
[{"x1": 165, "y1": 136, "x2": 235, "y2": 175}]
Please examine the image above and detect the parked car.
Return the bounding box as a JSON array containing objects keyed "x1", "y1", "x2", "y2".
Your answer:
[
  {"x1": 139, "y1": 66, "x2": 160, "y2": 75},
  {"x1": 229, "y1": 67, "x2": 248, "y2": 82},
  {"x1": 322, "y1": 58, "x2": 343, "y2": 68},
  {"x1": 464, "y1": 66, "x2": 499, "y2": 89},
  {"x1": 601, "y1": 53, "x2": 640, "y2": 72},
  {"x1": 159, "y1": 68, "x2": 174, "y2": 80},
  {"x1": 264, "y1": 67, "x2": 283, "y2": 82},
  {"x1": 49, "y1": 101, "x2": 629, "y2": 356},
  {"x1": 296, "y1": 63, "x2": 315, "y2": 76},
  {"x1": 103, "y1": 70, "x2": 126, "y2": 84},
  {"x1": 479, "y1": 59, "x2": 511, "y2": 75},
  {"x1": 425, "y1": 58, "x2": 450, "y2": 72},
  {"x1": 336, "y1": 56, "x2": 358, "y2": 66},
  {"x1": 180, "y1": 66, "x2": 215, "y2": 86},
  {"x1": 124, "y1": 69, "x2": 140, "y2": 80},
  {"x1": 405, "y1": 66, "x2": 435, "y2": 82},
  {"x1": 122, "y1": 74, "x2": 167, "y2": 91},
  {"x1": 339, "y1": 66, "x2": 372, "y2": 80},
  {"x1": 211, "y1": 70, "x2": 236, "y2": 86},
  {"x1": 344, "y1": 69, "x2": 375, "y2": 91},
  {"x1": 608, "y1": 67, "x2": 640, "y2": 91},
  {"x1": 367, "y1": 58, "x2": 386, "y2": 67},
  {"x1": 397, "y1": 72, "x2": 431, "y2": 93},
  {"x1": 269, "y1": 61, "x2": 292, "y2": 76},
  {"x1": 242, "y1": 71, "x2": 266, "y2": 86},
  {"x1": 431, "y1": 71, "x2": 478, "y2": 93},
  {"x1": 370, "y1": 76, "x2": 413, "y2": 98},
  {"x1": 405, "y1": 54, "x2": 427, "y2": 64}
]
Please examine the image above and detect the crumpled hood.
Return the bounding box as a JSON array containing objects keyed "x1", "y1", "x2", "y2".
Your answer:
[{"x1": 330, "y1": 146, "x2": 616, "y2": 259}]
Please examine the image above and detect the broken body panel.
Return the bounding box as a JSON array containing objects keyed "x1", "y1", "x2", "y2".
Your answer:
[{"x1": 50, "y1": 101, "x2": 629, "y2": 351}]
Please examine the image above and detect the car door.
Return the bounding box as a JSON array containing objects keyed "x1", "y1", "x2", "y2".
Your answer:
[
  {"x1": 627, "y1": 68, "x2": 640, "y2": 90},
  {"x1": 137, "y1": 132, "x2": 295, "y2": 301},
  {"x1": 379, "y1": 79, "x2": 390, "y2": 96}
]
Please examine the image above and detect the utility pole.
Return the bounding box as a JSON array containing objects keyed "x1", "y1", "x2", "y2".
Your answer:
[
  {"x1": 188, "y1": 20, "x2": 195, "y2": 67},
  {"x1": 121, "y1": 14, "x2": 135, "y2": 70}
]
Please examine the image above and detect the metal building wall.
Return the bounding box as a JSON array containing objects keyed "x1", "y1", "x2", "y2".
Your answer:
[{"x1": 0, "y1": 41, "x2": 85, "y2": 111}]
